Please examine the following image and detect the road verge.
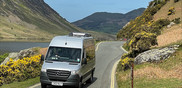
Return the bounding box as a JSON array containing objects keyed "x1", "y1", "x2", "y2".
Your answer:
[{"x1": 110, "y1": 45, "x2": 128, "y2": 88}]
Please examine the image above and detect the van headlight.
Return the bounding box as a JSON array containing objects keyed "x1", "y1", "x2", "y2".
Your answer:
[
  {"x1": 41, "y1": 68, "x2": 47, "y2": 72},
  {"x1": 71, "y1": 70, "x2": 79, "y2": 75}
]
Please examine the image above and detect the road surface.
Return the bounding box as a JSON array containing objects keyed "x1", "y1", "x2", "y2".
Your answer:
[{"x1": 30, "y1": 41, "x2": 126, "y2": 88}]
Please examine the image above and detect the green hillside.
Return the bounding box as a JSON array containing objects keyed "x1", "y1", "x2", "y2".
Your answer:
[
  {"x1": 117, "y1": 0, "x2": 181, "y2": 40},
  {"x1": 116, "y1": 0, "x2": 182, "y2": 87},
  {"x1": 0, "y1": 0, "x2": 115, "y2": 41},
  {"x1": 72, "y1": 8, "x2": 145, "y2": 34}
]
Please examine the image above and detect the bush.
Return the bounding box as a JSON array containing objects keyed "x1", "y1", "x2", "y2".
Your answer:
[
  {"x1": 0, "y1": 55, "x2": 41, "y2": 86},
  {"x1": 154, "y1": 19, "x2": 170, "y2": 27},
  {"x1": 174, "y1": 0, "x2": 179, "y2": 3},
  {"x1": 118, "y1": 53, "x2": 134, "y2": 71},
  {"x1": 168, "y1": 7, "x2": 175, "y2": 15},
  {"x1": 130, "y1": 31, "x2": 158, "y2": 57},
  {"x1": 149, "y1": 19, "x2": 170, "y2": 35},
  {"x1": 172, "y1": 18, "x2": 181, "y2": 24}
]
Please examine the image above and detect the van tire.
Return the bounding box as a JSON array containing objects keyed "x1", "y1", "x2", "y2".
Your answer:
[
  {"x1": 78, "y1": 81, "x2": 82, "y2": 88},
  {"x1": 41, "y1": 83, "x2": 47, "y2": 88},
  {"x1": 87, "y1": 71, "x2": 94, "y2": 83}
]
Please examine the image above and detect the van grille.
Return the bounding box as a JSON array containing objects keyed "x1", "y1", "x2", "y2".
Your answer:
[{"x1": 47, "y1": 69, "x2": 71, "y2": 81}]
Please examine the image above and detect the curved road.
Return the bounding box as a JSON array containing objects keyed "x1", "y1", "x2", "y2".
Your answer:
[{"x1": 30, "y1": 41, "x2": 125, "y2": 88}]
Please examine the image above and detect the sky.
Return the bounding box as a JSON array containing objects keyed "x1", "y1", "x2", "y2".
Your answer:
[{"x1": 44, "y1": 0, "x2": 152, "y2": 22}]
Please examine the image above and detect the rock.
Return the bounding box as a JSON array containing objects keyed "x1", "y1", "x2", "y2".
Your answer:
[
  {"x1": 135, "y1": 45, "x2": 179, "y2": 64},
  {"x1": 16, "y1": 48, "x2": 36, "y2": 60},
  {"x1": 1, "y1": 52, "x2": 18, "y2": 65},
  {"x1": 167, "y1": 22, "x2": 175, "y2": 28},
  {"x1": 1, "y1": 47, "x2": 39, "y2": 65}
]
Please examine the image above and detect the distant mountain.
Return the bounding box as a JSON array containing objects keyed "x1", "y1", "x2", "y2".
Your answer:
[
  {"x1": 0, "y1": 0, "x2": 115, "y2": 41},
  {"x1": 72, "y1": 8, "x2": 145, "y2": 34}
]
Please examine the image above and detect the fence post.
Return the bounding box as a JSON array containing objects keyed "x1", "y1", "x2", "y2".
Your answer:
[{"x1": 131, "y1": 63, "x2": 134, "y2": 88}]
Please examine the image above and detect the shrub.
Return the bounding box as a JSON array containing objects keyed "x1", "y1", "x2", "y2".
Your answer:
[
  {"x1": 172, "y1": 18, "x2": 181, "y2": 24},
  {"x1": 168, "y1": 7, "x2": 175, "y2": 15},
  {"x1": 174, "y1": 0, "x2": 179, "y2": 3},
  {"x1": 154, "y1": 19, "x2": 170, "y2": 27},
  {"x1": 149, "y1": 19, "x2": 170, "y2": 35},
  {"x1": 118, "y1": 53, "x2": 134, "y2": 71},
  {"x1": 0, "y1": 55, "x2": 41, "y2": 86},
  {"x1": 130, "y1": 31, "x2": 158, "y2": 57}
]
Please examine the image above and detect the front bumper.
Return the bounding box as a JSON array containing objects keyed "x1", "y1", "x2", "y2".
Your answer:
[{"x1": 40, "y1": 72, "x2": 80, "y2": 87}]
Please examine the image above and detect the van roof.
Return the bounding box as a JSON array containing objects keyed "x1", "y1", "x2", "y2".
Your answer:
[{"x1": 49, "y1": 36, "x2": 92, "y2": 48}]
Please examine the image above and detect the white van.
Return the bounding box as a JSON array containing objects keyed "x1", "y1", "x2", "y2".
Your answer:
[{"x1": 40, "y1": 33, "x2": 95, "y2": 88}]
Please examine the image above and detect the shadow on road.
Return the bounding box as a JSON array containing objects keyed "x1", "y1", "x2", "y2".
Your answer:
[
  {"x1": 46, "y1": 77, "x2": 97, "y2": 88},
  {"x1": 83, "y1": 77, "x2": 97, "y2": 88}
]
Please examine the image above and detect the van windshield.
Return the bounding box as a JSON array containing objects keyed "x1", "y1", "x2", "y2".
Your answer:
[{"x1": 45, "y1": 47, "x2": 81, "y2": 63}]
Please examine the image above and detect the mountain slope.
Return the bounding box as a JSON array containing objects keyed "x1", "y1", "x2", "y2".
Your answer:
[
  {"x1": 117, "y1": 0, "x2": 182, "y2": 47},
  {"x1": 0, "y1": 0, "x2": 82, "y2": 40},
  {"x1": 0, "y1": 0, "x2": 115, "y2": 41},
  {"x1": 72, "y1": 8, "x2": 145, "y2": 34}
]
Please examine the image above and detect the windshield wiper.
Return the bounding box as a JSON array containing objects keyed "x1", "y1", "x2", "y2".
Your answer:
[
  {"x1": 66, "y1": 60, "x2": 78, "y2": 63},
  {"x1": 45, "y1": 60, "x2": 53, "y2": 63}
]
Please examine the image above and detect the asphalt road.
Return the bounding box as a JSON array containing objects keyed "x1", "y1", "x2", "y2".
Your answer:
[{"x1": 30, "y1": 41, "x2": 125, "y2": 88}]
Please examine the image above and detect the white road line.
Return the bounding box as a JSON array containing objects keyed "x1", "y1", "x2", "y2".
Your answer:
[
  {"x1": 28, "y1": 83, "x2": 41, "y2": 88},
  {"x1": 110, "y1": 45, "x2": 128, "y2": 88},
  {"x1": 95, "y1": 42, "x2": 102, "y2": 51},
  {"x1": 120, "y1": 46, "x2": 129, "y2": 53}
]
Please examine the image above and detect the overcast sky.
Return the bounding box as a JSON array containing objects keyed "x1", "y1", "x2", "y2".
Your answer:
[{"x1": 44, "y1": 0, "x2": 152, "y2": 22}]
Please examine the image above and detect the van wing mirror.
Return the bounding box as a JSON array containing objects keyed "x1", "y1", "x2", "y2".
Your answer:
[
  {"x1": 82, "y1": 58, "x2": 87, "y2": 65},
  {"x1": 41, "y1": 55, "x2": 44, "y2": 61}
]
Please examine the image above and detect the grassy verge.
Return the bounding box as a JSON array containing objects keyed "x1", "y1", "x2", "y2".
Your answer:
[
  {"x1": 0, "y1": 53, "x2": 8, "y2": 63},
  {"x1": 122, "y1": 43, "x2": 130, "y2": 52},
  {"x1": 116, "y1": 77, "x2": 182, "y2": 88},
  {"x1": 0, "y1": 76, "x2": 40, "y2": 88},
  {"x1": 116, "y1": 44, "x2": 182, "y2": 88}
]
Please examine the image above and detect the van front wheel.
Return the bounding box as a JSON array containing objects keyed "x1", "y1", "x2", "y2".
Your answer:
[
  {"x1": 87, "y1": 71, "x2": 94, "y2": 83},
  {"x1": 41, "y1": 83, "x2": 47, "y2": 88},
  {"x1": 78, "y1": 81, "x2": 82, "y2": 88}
]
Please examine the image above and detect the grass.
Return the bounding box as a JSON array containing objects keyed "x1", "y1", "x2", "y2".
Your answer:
[
  {"x1": 0, "y1": 76, "x2": 40, "y2": 88},
  {"x1": 116, "y1": 44, "x2": 182, "y2": 88},
  {"x1": 0, "y1": 53, "x2": 9, "y2": 63},
  {"x1": 122, "y1": 43, "x2": 130, "y2": 52},
  {"x1": 117, "y1": 77, "x2": 182, "y2": 88}
]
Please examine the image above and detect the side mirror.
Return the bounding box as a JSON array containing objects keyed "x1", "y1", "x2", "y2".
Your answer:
[
  {"x1": 82, "y1": 58, "x2": 87, "y2": 65},
  {"x1": 41, "y1": 55, "x2": 44, "y2": 61}
]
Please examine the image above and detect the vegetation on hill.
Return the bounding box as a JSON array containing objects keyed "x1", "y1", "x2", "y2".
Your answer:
[
  {"x1": 0, "y1": 0, "x2": 115, "y2": 41},
  {"x1": 0, "y1": 0, "x2": 80, "y2": 40},
  {"x1": 116, "y1": 0, "x2": 182, "y2": 87},
  {"x1": 117, "y1": 0, "x2": 170, "y2": 39},
  {"x1": 72, "y1": 8, "x2": 145, "y2": 34},
  {"x1": 117, "y1": 0, "x2": 181, "y2": 63}
]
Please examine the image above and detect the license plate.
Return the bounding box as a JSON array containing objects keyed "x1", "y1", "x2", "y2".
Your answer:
[{"x1": 51, "y1": 82, "x2": 63, "y2": 86}]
